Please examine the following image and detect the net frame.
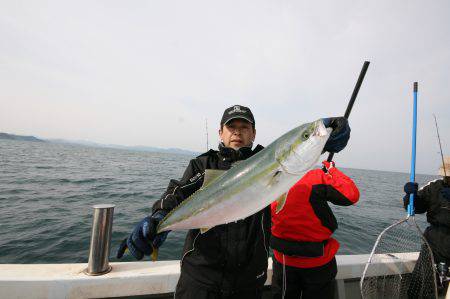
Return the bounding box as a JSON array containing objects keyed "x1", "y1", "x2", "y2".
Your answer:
[{"x1": 360, "y1": 215, "x2": 438, "y2": 299}]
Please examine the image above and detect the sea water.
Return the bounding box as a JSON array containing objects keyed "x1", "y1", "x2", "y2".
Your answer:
[{"x1": 0, "y1": 140, "x2": 438, "y2": 264}]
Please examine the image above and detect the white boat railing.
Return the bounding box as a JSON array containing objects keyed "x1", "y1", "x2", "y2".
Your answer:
[{"x1": 0, "y1": 253, "x2": 418, "y2": 299}]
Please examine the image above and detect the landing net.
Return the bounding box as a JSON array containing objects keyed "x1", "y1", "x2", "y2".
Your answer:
[{"x1": 360, "y1": 216, "x2": 437, "y2": 299}]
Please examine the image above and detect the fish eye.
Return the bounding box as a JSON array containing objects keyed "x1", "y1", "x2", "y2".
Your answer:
[{"x1": 302, "y1": 132, "x2": 310, "y2": 140}]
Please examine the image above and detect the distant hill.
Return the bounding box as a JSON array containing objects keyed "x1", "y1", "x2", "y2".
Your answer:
[
  {"x1": 124, "y1": 145, "x2": 199, "y2": 156},
  {"x1": 1, "y1": 132, "x2": 199, "y2": 156},
  {"x1": 47, "y1": 138, "x2": 199, "y2": 156},
  {"x1": 0, "y1": 132, "x2": 44, "y2": 142}
]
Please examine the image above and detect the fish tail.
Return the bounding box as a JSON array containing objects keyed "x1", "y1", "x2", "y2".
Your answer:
[{"x1": 151, "y1": 246, "x2": 158, "y2": 261}]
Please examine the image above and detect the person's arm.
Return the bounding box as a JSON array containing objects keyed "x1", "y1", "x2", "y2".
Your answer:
[
  {"x1": 117, "y1": 158, "x2": 206, "y2": 260},
  {"x1": 152, "y1": 159, "x2": 205, "y2": 214},
  {"x1": 317, "y1": 161, "x2": 360, "y2": 206},
  {"x1": 415, "y1": 184, "x2": 431, "y2": 213}
]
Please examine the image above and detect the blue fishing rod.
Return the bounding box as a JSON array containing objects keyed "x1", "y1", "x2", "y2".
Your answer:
[{"x1": 408, "y1": 82, "x2": 418, "y2": 216}]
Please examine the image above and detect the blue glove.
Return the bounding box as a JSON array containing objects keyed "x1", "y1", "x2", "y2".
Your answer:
[
  {"x1": 322, "y1": 117, "x2": 351, "y2": 153},
  {"x1": 441, "y1": 187, "x2": 450, "y2": 200},
  {"x1": 117, "y1": 211, "x2": 169, "y2": 260}
]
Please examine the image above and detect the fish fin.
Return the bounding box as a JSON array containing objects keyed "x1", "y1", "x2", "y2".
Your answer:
[
  {"x1": 151, "y1": 246, "x2": 158, "y2": 261},
  {"x1": 202, "y1": 169, "x2": 226, "y2": 187},
  {"x1": 267, "y1": 170, "x2": 282, "y2": 187},
  {"x1": 200, "y1": 227, "x2": 211, "y2": 234},
  {"x1": 275, "y1": 193, "x2": 287, "y2": 214}
]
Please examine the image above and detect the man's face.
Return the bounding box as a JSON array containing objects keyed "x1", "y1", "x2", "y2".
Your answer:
[{"x1": 219, "y1": 119, "x2": 256, "y2": 150}]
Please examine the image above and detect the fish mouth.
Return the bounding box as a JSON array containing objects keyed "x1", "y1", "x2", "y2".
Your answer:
[{"x1": 313, "y1": 119, "x2": 332, "y2": 137}]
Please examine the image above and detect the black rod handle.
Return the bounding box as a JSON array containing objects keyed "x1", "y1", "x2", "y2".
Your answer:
[{"x1": 327, "y1": 61, "x2": 370, "y2": 163}]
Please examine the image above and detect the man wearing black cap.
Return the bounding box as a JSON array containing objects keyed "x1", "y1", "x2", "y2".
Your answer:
[
  {"x1": 117, "y1": 105, "x2": 351, "y2": 299},
  {"x1": 219, "y1": 105, "x2": 257, "y2": 151}
]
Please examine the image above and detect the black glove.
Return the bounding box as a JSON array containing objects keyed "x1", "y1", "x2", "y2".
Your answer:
[
  {"x1": 404, "y1": 182, "x2": 418, "y2": 195},
  {"x1": 116, "y1": 211, "x2": 169, "y2": 260},
  {"x1": 322, "y1": 117, "x2": 351, "y2": 153},
  {"x1": 441, "y1": 187, "x2": 450, "y2": 201},
  {"x1": 403, "y1": 182, "x2": 418, "y2": 208}
]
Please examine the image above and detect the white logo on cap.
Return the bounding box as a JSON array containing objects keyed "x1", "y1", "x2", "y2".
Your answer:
[{"x1": 228, "y1": 105, "x2": 246, "y2": 115}]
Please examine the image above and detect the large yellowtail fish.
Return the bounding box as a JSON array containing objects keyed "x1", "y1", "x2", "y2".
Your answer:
[{"x1": 157, "y1": 119, "x2": 331, "y2": 233}]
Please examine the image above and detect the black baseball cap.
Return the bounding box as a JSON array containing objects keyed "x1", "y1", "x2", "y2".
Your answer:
[{"x1": 220, "y1": 105, "x2": 255, "y2": 127}]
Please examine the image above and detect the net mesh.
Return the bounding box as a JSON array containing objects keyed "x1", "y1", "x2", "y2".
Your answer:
[{"x1": 360, "y1": 217, "x2": 438, "y2": 299}]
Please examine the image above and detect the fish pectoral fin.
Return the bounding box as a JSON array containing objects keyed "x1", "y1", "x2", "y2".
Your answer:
[
  {"x1": 275, "y1": 193, "x2": 287, "y2": 214},
  {"x1": 267, "y1": 170, "x2": 282, "y2": 187},
  {"x1": 203, "y1": 169, "x2": 226, "y2": 187},
  {"x1": 200, "y1": 227, "x2": 211, "y2": 234},
  {"x1": 151, "y1": 246, "x2": 158, "y2": 262}
]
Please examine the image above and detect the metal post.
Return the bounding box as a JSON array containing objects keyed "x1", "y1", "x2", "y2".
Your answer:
[{"x1": 85, "y1": 204, "x2": 115, "y2": 275}]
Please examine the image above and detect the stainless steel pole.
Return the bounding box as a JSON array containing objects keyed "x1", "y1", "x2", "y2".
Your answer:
[{"x1": 85, "y1": 204, "x2": 115, "y2": 275}]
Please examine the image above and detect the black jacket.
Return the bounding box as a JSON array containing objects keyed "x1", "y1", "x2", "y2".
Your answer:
[
  {"x1": 152, "y1": 144, "x2": 271, "y2": 292},
  {"x1": 405, "y1": 179, "x2": 450, "y2": 263}
]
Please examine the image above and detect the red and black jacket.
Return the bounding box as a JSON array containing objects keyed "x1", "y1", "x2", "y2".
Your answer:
[{"x1": 270, "y1": 165, "x2": 359, "y2": 268}]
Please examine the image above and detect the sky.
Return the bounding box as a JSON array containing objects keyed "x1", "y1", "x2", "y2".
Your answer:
[{"x1": 0, "y1": 1, "x2": 449, "y2": 174}]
